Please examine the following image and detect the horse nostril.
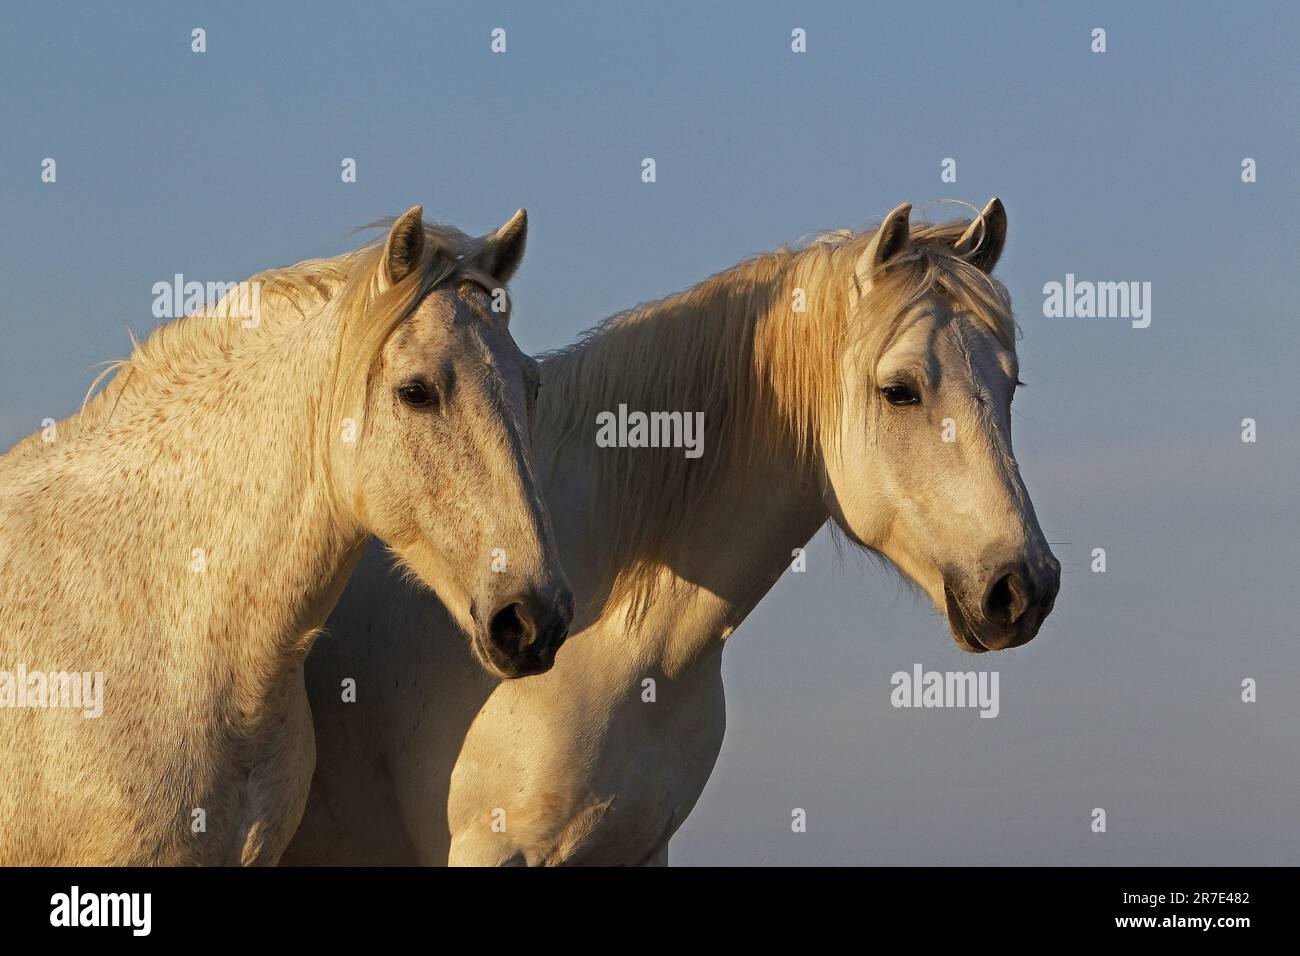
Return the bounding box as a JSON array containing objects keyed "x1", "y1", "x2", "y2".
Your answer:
[
  {"x1": 488, "y1": 601, "x2": 537, "y2": 653},
  {"x1": 983, "y1": 569, "x2": 1029, "y2": 626}
]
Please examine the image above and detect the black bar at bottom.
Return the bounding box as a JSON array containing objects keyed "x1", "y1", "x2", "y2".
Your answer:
[{"x1": 0, "y1": 866, "x2": 1281, "y2": 941}]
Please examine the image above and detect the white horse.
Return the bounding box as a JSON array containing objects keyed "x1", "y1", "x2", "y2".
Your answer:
[
  {"x1": 0, "y1": 207, "x2": 572, "y2": 865},
  {"x1": 284, "y1": 199, "x2": 1060, "y2": 866}
]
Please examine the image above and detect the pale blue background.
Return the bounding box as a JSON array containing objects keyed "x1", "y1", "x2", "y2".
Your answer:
[{"x1": 2, "y1": 1, "x2": 1296, "y2": 864}]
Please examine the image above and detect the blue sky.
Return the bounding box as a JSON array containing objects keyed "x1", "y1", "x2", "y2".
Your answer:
[{"x1": 2, "y1": 1, "x2": 1297, "y2": 863}]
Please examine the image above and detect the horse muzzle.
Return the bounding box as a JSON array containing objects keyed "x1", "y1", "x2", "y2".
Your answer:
[
  {"x1": 944, "y1": 557, "x2": 1060, "y2": 653},
  {"x1": 471, "y1": 584, "x2": 574, "y2": 678}
]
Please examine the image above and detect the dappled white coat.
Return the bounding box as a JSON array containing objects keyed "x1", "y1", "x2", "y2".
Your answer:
[
  {"x1": 287, "y1": 200, "x2": 1060, "y2": 865},
  {"x1": 0, "y1": 208, "x2": 562, "y2": 865}
]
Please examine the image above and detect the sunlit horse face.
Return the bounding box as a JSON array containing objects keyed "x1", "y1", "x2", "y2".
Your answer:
[
  {"x1": 823, "y1": 200, "x2": 1060, "y2": 652},
  {"x1": 354, "y1": 207, "x2": 572, "y2": 678}
]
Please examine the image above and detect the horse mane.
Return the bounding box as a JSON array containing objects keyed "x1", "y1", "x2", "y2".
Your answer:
[
  {"x1": 538, "y1": 212, "x2": 1018, "y2": 622},
  {"x1": 6, "y1": 218, "x2": 485, "y2": 462}
]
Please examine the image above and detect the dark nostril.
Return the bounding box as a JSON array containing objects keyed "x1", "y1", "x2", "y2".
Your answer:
[
  {"x1": 983, "y1": 570, "x2": 1029, "y2": 626},
  {"x1": 488, "y1": 601, "x2": 538, "y2": 653}
]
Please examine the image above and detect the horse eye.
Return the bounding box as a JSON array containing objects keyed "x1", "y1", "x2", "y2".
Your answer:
[
  {"x1": 397, "y1": 381, "x2": 437, "y2": 410},
  {"x1": 880, "y1": 383, "x2": 919, "y2": 407}
]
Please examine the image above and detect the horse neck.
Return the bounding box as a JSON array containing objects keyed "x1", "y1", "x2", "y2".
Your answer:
[
  {"x1": 641, "y1": 442, "x2": 829, "y2": 673},
  {"x1": 537, "y1": 262, "x2": 830, "y2": 667},
  {"x1": 81, "y1": 300, "x2": 362, "y2": 711}
]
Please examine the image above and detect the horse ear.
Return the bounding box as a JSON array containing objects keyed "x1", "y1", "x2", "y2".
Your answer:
[
  {"x1": 473, "y1": 208, "x2": 528, "y2": 284},
  {"x1": 381, "y1": 205, "x2": 425, "y2": 286},
  {"x1": 952, "y1": 197, "x2": 1006, "y2": 273},
  {"x1": 853, "y1": 202, "x2": 912, "y2": 297}
]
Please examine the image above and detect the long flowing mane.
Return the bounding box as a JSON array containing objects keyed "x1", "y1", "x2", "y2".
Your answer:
[
  {"x1": 3, "y1": 220, "x2": 486, "y2": 468},
  {"x1": 538, "y1": 215, "x2": 1019, "y2": 620}
]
